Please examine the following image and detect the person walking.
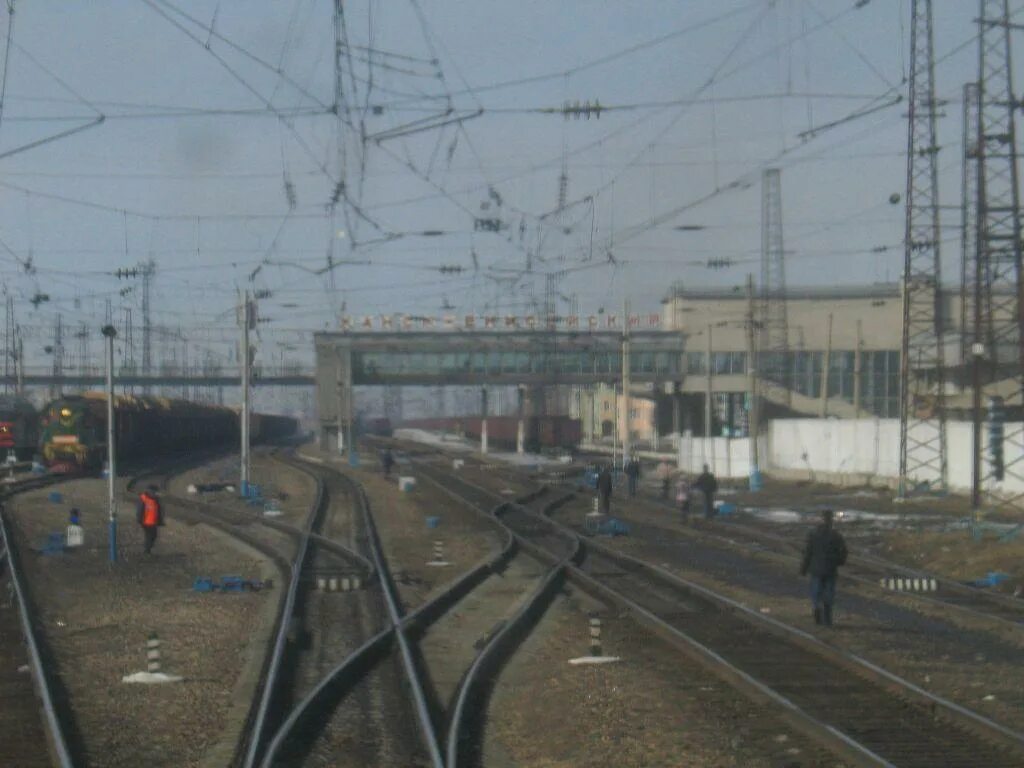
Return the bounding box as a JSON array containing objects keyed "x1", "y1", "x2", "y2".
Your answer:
[
  {"x1": 381, "y1": 447, "x2": 395, "y2": 478},
  {"x1": 693, "y1": 464, "x2": 718, "y2": 519},
  {"x1": 657, "y1": 459, "x2": 672, "y2": 499},
  {"x1": 799, "y1": 509, "x2": 848, "y2": 626},
  {"x1": 596, "y1": 464, "x2": 614, "y2": 515},
  {"x1": 136, "y1": 484, "x2": 164, "y2": 555},
  {"x1": 675, "y1": 476, "x2": 691, "y2": 521},
  {"x1": 624, "y1": 456, "x2": 641, "y2": 498}
]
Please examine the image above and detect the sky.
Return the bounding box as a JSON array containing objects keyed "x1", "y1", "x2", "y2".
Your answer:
[{"x1": 0, "y1": 0, "x2": 1018, "y2": 382}]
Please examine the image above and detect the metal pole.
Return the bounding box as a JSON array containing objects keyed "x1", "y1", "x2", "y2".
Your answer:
[
  {"x1": 102, "y1": 325, "x2": 118, "y2": 563},
  {"x1": 705, "y1": 324, "x2": 713, "y2": 451},
  {"x1": 612, "y1": 383, "x2": 619, "y2": 469},
  {"x1": 240, "y1": 292, "x2": 251, "y2": 495},
  {"x1": 336, "y1": 355, "x2": 345, "y2": 455},
  {"x1": 745, "y1": 275, "x2": 760, "y2": 474},
  {"x1": 480, "y1": 386, "x2": 489, "y2": 454},
  {"x1": 853, "y1": 319, "x2": 863, "y2": 415},
  {"x1": 972, "y1": 344, "x2": 983, "y2": 511},
  {"x1": 820, "y1": 313, "x2": 833, "y2": 417},
  {"x1": 622, "y1": 299, "x2": 631, "y2": 461},
  {"x1": 15, "y1": 336, "x2": 23, "y2": 395}
]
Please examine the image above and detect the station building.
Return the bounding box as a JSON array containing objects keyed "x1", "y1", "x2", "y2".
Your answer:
[{"x1": 651, "y1": 281, "x2": 971, "y2": 443}]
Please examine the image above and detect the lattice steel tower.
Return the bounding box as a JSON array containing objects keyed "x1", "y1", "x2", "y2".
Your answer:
[
  {"x1": 975, "y1": 0, "x2": 1024, "y2": 505},
  {"x1": 759, "y1": 168, "x2": 789, "y2": 405},
  {"x1": 899, "y1": 0, "x2": 948, "y2": 494},
  {"x1": 960, "y1": 82, "x2": 981, "y2": 364}
]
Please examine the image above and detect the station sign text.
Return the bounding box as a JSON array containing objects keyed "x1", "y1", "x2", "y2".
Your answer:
[{"x1": 339, "y1": 313, "x2": 662, "y2": 332}]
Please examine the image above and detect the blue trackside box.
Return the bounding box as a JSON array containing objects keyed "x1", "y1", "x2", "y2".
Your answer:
[
  {"x1": 41, "y1": 532, "x2": 66, "y2": 555},
  {"x1": 221, "y1": 575, "x2": 245, "y2": 592},
  {"x1": 193, "y1": 577, "x2": 217, "y2": 592}
]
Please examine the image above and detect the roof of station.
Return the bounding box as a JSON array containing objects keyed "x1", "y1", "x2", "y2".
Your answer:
[{"x1": 662, "y1": 282, "x2": 902, "y2": 303}]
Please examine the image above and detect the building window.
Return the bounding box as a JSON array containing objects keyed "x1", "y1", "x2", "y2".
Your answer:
[{"x1": 603, "y1": 402, "x2": 610, "y2": 412}]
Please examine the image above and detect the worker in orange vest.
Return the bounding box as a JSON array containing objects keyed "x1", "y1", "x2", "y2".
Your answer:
[{"x1": 136, "y1": 485, "x2": 164, "y2": 555}]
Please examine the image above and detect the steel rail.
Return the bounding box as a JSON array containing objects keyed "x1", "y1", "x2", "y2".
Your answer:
[
  {"x1": 124, "y1": 453, "x2": 363, "y2": 768},
  {"x1": 407, "y1": 460, "x2": 584, "y2": 767},
  {"x1": 420, "y1": 464, "x2": 1018, "y2": 768},
  {"x1": 257, "y1": 474, "x2": 521, "y2": 767},
  {"x1": 536, "y1": 496, "x2": 1024, "y2": 762},
  {"x1": 258, "y1": 452, "x2": 447, "y2": 767},
  {"x1": 0, "y1": 510, "x2": 76, "y2": 768},
  {"x1": 422, "y1": 469, "x2": 900, "y2": 767},
  {"x1": 349, "y1": 474, "x2": 446, "y2": 767},
  {"x1": 240, "y1": 468, "x2": 326, "y2": 768},
  {"x1": 625, "y1": 486, "x2": 1024, "y2": 628}
]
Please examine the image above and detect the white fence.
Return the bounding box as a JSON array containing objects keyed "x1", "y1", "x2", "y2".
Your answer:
[
  {"x1": 680, "y1": 418, "x2": 1024, "y2": 494},
  {"x1": 678, "y1": 434, "x2": 765, "y2": 479}
]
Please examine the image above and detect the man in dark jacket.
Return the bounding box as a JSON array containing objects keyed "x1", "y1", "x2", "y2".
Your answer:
[
  {"x1": 624, "y1": 456, "x2": 641, "y2": 498},
  {"x1": 380, "y1": 448, "x2": 395, "y2": 478},
  {"x1": 693, "y1": 464, "x2": 718, "y2": 519},
  {"x1": 596, "y1": 464, "x2": 613, "y2": 515},
  {"x1": 136, "y1": 485, "x2": 164, "y2": 555},
  {"x1": 799, "y1": 509, "x2": 848, "y2": 626}
]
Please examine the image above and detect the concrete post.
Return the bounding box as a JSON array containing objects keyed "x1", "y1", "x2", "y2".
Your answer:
[
  {"x1": 671, "y1": 383, "x2": 681, "y2": 438},
  {"x1": 480, "y1": 387, "x2": 489, "y2": 454}
]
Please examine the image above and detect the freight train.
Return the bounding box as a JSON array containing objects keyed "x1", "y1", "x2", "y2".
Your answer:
[
  {"x1": 0, "y1": 396, "x2": 39, "y2": 461},
  {"x1": 399, "y1": 415, "x2": 580, "y2": 453},
  {"x1": 39, "y1": 392, "x2": 296, "y2": 472}
]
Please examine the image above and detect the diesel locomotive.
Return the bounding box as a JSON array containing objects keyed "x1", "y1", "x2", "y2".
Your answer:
[{"x1": 40, "y1": 392, "x2": 296, "y2": 472}]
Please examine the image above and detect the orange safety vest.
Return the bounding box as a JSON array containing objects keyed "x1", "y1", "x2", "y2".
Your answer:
[{"x1": 140, "y1": 494, "x2": 160, "y2": 527}]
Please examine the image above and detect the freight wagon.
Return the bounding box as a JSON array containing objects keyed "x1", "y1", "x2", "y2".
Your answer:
[
  {"x1": 40, "y1": 392, "x2": 296, "y2": 473},
  {"x1": 0, "y1": 396, "x2": 39, "y2": 461}
]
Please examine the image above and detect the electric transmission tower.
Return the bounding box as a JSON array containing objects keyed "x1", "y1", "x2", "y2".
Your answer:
[
  {"x1": 759, "y1": 168, "x2": 790, "y2": 406},
  {"x1": 960, "y1": 82, "x2": 981, "y2": 366},
  {"x1": 899, "y1": 0, "x2": 948, "y2": 495},
  {"x1": 974, "y1": 0, "x2": 1024, "y2": 507}
]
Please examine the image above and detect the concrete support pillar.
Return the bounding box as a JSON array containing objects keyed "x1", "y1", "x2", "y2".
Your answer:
[
  {"x1": 480, "y1": 387, "x2": 489, "y2": 455},
  {"x1": 672, "y1": 384, "x2": 682, "y2": 437}
]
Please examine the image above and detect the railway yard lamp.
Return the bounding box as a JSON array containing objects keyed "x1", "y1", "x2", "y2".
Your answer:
[{"x1": 101, "y1": 324, "x2": 118, "y2": 563}]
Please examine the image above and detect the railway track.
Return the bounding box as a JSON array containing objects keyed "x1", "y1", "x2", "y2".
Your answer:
[
  {"x1": 407, "y1": 460, "x2": 575, "y2": 768},
  {"x1": 262, "y1": 450, "x2": 584, "y2": 768},
  {"x1": 611, "y1": 488, "x2": 1024, "y2": 629},
  {"x1": 136, "y1": 451, "x2": 404, "y2": 768},
  {"x1": 418, "y1": 458, "x2": 1024, "y2": 768},
  {"x1": 0, "y1": 469, "x2": 85, "y2": 768},
  {"x1": 0, "y1": 512, "x2": 74, "y2": 768},
  {"x1": 255, "y1": 454, "x2": 443, "y2": 768}
]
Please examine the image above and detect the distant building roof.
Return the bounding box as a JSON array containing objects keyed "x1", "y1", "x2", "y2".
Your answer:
[{"x1": 663, "y1": 282, "x2": 904, "y2": 303}]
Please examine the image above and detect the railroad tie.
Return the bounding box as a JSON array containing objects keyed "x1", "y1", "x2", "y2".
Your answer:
[
  {"x1": 316, "y1": 573, "x2": 362, "y2": 592},
  {"x1": 880, "y1": 576, "x2": 938, "y2": 592}
]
